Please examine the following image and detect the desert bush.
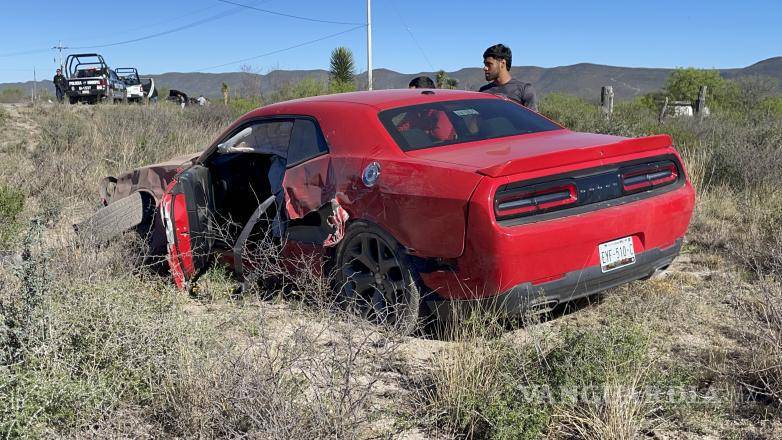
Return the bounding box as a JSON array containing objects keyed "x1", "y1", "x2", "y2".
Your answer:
[
  {"x1": 732, "y1": 276, "x2": 782, "y2": 409},
  {"x1": 758, "y1": 95, "x2": 782, "y2": 116},
  {"x1": 0, "y1": 87, "x2": 26, "y2": 104},
  {"x1": 0, "y1": 222, "x2": 48, "y2": 367},
  {"x1": 539, "y1": 93, "x2": 606, "y2": 132},
  {"x1": 160, "y1": 306, "x2": 398, "y2": 438},
  {"x1": 228, "y1": 96, "x2": 263, "y2": 117},
  {"x1": 421, "y1": 316, "x2": 675, "y2": 439},
  {"x1": 0, "y1": 184, "x2": 24, "y2": 249},
  {"x1": 20, "y1": 105, "x2": 231, "y2": 224},
  {"x1": 0, "y1": 223, "x2": 202, "y2": 437},
  {"x1": 269, "y1": 77, "x2": 331, "y2": 104},
  {"x1": 664, "y1": 68, "x2": 738, "y2": 111}
]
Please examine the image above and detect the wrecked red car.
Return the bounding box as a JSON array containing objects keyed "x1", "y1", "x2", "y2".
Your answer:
[{"x1": 90, "y1": 89, "x2": 695, "y2": 330}]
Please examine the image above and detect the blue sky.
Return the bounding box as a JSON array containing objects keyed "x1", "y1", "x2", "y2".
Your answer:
[{"x1": 0, "y1": 0, "x2": 780, "y2": 83}]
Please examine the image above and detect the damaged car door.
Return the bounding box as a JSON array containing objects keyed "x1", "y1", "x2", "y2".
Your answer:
[
  {"x1": 161, "y1": 126, "x2": 255, "y2": 287},
  {"x1": 163, "y1": 117, "x2": 337, "y2": 286},
  {"x1": 161, "y1": 164, "x2": 215, "y2": 288}
]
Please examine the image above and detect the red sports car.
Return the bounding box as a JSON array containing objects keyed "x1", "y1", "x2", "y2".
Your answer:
[{"x1": 90, "y1": 89, "x2": 695, "y2": 332}]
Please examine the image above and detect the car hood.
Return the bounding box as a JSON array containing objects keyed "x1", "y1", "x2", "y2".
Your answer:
[
  {"x1": 109, "y1": 153, "x2": 200, "y2": 203},
  {"x1": 404, "y1": 130, "x2": 673, "y2": 177}
]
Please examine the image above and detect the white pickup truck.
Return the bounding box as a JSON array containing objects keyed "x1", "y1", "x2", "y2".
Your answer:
[{"x1": 116, "y1": 67, "x2": 156, "y2": 103}]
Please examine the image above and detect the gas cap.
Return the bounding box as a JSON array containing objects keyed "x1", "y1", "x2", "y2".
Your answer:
[{"x1": 362, "y1": 161, "x2": 381, "y2": 187}]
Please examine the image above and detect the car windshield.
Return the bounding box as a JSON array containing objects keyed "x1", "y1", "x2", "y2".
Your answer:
[{"x1": 379, "y1": 98, "x2": 560, "y2": 151}]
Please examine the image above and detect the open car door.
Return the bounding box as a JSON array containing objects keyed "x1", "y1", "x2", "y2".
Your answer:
[{"x1": 161, "y1": 165, "x2": 214, "y2": 288}]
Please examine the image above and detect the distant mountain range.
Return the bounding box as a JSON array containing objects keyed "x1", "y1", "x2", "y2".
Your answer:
[{"x1": 3, "y1": 57, "x2": 780, "y2": 102}]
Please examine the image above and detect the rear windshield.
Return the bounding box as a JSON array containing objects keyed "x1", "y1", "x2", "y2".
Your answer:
[
  {"x1": 379, "y1": 98, "x2": 560, "y2": 151},
  {"x1": 119, "y1": 74, "x2": 140, "y2": 85}
]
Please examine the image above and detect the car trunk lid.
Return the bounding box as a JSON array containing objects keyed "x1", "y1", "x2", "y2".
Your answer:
[{"x1": 404, "y1": 130, "x2": 673, "y2": 177}]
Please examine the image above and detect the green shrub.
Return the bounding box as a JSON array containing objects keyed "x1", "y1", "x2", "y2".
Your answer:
[
  {"x1": 539, "y1": 93, "x2": 605, "y2": 132},
  {"x1": 758, "y1": 95, "x2": 782, "y2": 116},
  {"x1": 0, "y1": 87, "x2": 26, "y2": 103},
  {"x1": 269, "y1": 77, "x2": 330, "y2": 103},
  {"x1": 425, "y1": 316, "x2": 678, "y2": 439},
  {"x1": 664, "y1": 68, "x2": 738, "y2": 111},
  {"x1": 0, "y1": 184, "x2": 25, "y2": 248},
  {"x1": 0, "y1": 275, "x2": 204, "y2": 437},
  {"x1": 229, "y1": 97, "x2": 263, "y2": 117}
]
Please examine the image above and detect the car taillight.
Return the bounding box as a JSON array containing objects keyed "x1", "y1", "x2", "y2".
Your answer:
[
  {"x1": 100, "y1": 79, "x2": 107, "y2": 86},
  {"x1": 620, "y1": 161, "x2": 678, "y2": 194},
  {"x1": 495, "y1": 181, "x2": 578, "y2": 219}
]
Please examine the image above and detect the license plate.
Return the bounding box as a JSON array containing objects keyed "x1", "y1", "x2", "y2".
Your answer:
[
  {"x1": 81, "y1": 90, "x2": 90, "y2": 94},
  {"x1": 599, "y1": 236, "x2": 635, "y2": 272}
]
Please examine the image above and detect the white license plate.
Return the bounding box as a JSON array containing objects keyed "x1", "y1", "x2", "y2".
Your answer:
[{"x1": 599, "y1": 236, "x2": 636, "y2": 272}]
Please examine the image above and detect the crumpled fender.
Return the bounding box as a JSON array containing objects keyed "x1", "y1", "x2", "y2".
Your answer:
[{"x1": 105, "y1": 153, "x2": 199, "y2": 204}]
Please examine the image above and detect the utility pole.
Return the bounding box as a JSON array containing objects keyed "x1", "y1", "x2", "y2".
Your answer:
[
  {"x1": 52, "y1": 40, "x2": 69, "y2": 71},
  {"x1": 366, "y1": 0, "x2": 373, "y2": 90},
  {"x1": 32, "y1": 67, "x2": 37, "y2": 103}
]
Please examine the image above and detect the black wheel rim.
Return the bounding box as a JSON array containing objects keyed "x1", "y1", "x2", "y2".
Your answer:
[{"x1": 341, "y1": 233, "x2": 409, "y2": 325}]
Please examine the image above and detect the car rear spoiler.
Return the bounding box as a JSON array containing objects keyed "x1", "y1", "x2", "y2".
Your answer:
[{"x1": 476, "y1": 134, "x2": 674, "y2": 177}]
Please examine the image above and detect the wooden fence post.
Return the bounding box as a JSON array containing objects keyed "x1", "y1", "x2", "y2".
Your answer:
[
  {"x1": 658, "y1": 97, "x2": 669, "y2": 124},
  {"x1": 600, "y1": 86, "x2": 614, "y2": 119},
  {"x1": 694, "y1": 85, "x2": 707, "y2": 119}
]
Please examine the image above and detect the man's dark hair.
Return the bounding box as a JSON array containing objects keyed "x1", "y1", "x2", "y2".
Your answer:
[
  {"x1": 408, "y1": 76, "x2": 435, "y2": 89},
  {"x1": 483, "y1": 43, "x2": 512, "y2": 70}
]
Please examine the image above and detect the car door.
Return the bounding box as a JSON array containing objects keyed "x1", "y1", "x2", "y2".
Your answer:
[
  {"x1": 160, "y1": 164, "x2": 215, "y2": 288},
  {"x1": 282, "y1": 117, "x2": 332, "y2": 222}
]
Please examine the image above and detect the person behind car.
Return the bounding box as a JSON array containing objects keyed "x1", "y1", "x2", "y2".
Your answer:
[
  {"x1": 408, "y1": 76, "x2": 435, "y2": 89},
  {"x1": 399, "y1": 76, "x2": 456, "y2": 142},
  {"x1": 479, "y1": 43, "x2": 538, "y2": 111},
  {"x1": 53, "y1": 69, "x2": 67, "y2": 103}
]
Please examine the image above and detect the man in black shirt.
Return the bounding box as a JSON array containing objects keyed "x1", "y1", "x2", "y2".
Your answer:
[
  {"x1": 53, "y1": 69, "x2": 67, "y2": 103},
  {"x1": 479, "y1": 44, "x2": 538, "y2": 111}
]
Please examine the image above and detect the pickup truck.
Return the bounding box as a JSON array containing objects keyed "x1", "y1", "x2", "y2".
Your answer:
[{"x1": 65, "y1": 53, "x2": 126, "y2": 104}]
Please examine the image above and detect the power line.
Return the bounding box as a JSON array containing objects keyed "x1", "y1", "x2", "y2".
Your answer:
[
  {"x1": 390, "y1": 0, "x2": 434, "y2": 71},
  {"x1": 0, "y1": 48, "x2": 51, "y2": 58},
  {"x1": 0, "y1": 2, "x2": 255, "y2": 57},
  {"x1": 69, "y1": 8, "x2": 245, "y2": 50},
  {"x1": 216, "y1": 0, "x2": 365, "y2": 26},
  {"x1": 197, "y1": 24, "x2": 366, "y2": 71},
  {"x1": 96, "y1": 4, "x2": 221, "y2": 38}
]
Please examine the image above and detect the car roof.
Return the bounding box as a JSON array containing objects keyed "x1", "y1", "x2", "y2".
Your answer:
[{"x1": 253, "y1": 89, "x2": 501, "y2": 114}]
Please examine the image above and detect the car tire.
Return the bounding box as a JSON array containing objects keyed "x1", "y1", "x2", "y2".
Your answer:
[
  {"x1": 334, "y1": 222, "x2": 421, "y2": 334},
  {"x1": 74, "y1": 192, "x2": 146, "y2": 243}
]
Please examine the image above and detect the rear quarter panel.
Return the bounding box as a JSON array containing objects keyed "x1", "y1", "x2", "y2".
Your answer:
[{"x1": 281, "y1": 102, "x2": 483, "y2": 258}]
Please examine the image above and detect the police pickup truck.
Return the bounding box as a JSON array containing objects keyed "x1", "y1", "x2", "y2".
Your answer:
[{"x1": 64, "y1": 53, "x2": 126, "y2": 104}]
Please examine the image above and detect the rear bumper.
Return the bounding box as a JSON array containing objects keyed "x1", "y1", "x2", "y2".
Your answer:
[
  {"x1": 426, "y1": 238, "x2": 681, "y2": 320},
  {"x1": 67, "y1": 89, "x2": 105, "y2": 98}
]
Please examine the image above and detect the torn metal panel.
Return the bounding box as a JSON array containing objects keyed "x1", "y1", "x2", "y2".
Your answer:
[
  {"x1": 105, "y1": 153, "x2": 199, "y2": 204},
  {"x1": 282, "y1": 154, "x2": 336, "y2": 220},
  {"x1": 323, "y1": 199, "x2": 350, "y2": 247}
]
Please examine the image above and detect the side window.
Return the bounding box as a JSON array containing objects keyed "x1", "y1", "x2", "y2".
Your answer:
[
  {"x1": 241, "y1": 119, "x2": 294, "y2": 157},
  {"x1": 287, "y1": 119, "x2": 329, "y2": 166}
]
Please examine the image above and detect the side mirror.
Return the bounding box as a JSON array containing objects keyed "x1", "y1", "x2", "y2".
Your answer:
[{"x1": 217, "y1": 127, "x2": 253, "y2": 154}]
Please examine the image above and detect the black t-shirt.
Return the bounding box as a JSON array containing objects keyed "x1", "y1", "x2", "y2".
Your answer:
[
  {"x1": 53, "y1": 74, "x2": 67, "y2": 90},
  {"x1": 479, "y1": 78, "x2": 538, "y2": 112}
]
